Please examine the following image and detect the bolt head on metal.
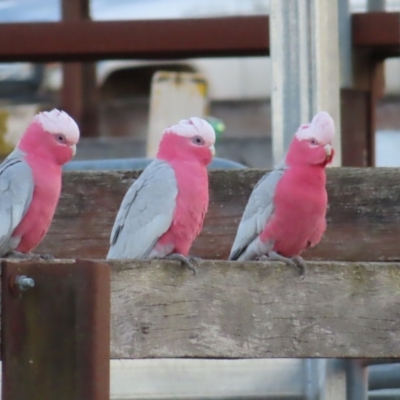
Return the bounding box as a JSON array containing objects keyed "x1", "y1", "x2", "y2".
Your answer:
[{"x1": 15, "y1": 275, "x2": 35, "y2": 291}]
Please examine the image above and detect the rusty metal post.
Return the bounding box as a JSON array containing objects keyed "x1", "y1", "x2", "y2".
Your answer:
[
  {"x1": 348, "y1": 3, "x2": 387, "y2": 167},
  {"x1": 1, "y1": 260, "x2": 110, "y2": 400},
  {"x1": 61, "y1": 0, "x2": 99, "y2": 137}
]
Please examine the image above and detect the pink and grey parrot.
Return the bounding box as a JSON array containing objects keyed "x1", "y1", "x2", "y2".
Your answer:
[
  {"x1": 228, "y1": 111, "x2": 335, "y2": 274},
  {"x1": 0, "y1": 109, "x2": 80, "y2": 259},
  {"x1": 107, "y1": 117, "x2": 216, "y2": 273}
]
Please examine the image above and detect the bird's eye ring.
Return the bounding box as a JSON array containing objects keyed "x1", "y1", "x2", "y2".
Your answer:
[
  {"x1": 55, "y1": 134, "x2": 66, "y2": 143},
  {"x1": 192, "y1": 136, "x2": 204, "y2": 145}
]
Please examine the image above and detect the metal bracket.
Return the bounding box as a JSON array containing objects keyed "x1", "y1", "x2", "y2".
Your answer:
[{"x1": 1, "y1": 259, "x2": 110, "y2": 400}]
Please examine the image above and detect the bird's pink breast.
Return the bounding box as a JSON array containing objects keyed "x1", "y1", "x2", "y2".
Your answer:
[
  {"x1": 260, "y1": 166, "x2": 328, "y2": 257},
  {"x1": 13, "y1": 155, "x2": 62, "y2": 252},
  {"x1": 157, "y1": 160, "x2": 209, "y2": 256}
]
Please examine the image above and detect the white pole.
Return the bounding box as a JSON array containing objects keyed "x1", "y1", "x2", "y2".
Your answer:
[{"x1": 270, "y1": 0, "x2": 342, "y2": 166}]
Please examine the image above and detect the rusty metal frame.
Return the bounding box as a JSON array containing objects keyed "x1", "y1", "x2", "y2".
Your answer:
[
  {"x1": 0, "y1": 16, "x2": 270, "y2": 62},
  {"x1": 1, "y1": 260, "x2": 110, "y2": 400},
  {"x1": 61, "y1": 0, "x2": 99, "y2": 137},
  {"x1": 352, "y1": 12, "x2": 400, "y2": 57},
  {"x1": 0, "y1": 13, "x2": 398, "y2": 62}
]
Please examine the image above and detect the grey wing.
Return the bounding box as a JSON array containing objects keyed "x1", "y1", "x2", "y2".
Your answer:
[
  {"x1": 0, "y1": 154, "x2": 34, "y2": 255},
  {"x1": 107, "y1": 159, "x2": 178, "y2": 259},
  {"x1": 228, "y1": 164, "x2": 286, "y2": 260}
]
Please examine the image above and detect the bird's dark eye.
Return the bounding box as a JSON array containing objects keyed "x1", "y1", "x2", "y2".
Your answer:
[
  {"x1": 55, "y1": 134, "x2": 66, "y2": 143},
  {"x1": 192, "y1": 136, "x2": 204, "y2": 145},
  {"x1": 310, "y1": 138, "x2": 318, "y2": 145}
]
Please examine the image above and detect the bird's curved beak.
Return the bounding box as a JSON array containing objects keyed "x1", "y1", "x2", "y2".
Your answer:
[
  {"x1": 70, "y1": 144, "x2": 77, "y2": 157},
  {"x1": 324, "y1": 144, "x2": 332, "y2": 158},
  {"x1": 209, "y1": 144, "x2": 216, "y2": 157}
]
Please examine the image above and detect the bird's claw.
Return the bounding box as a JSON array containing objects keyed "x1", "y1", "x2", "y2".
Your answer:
[
  {"x1": 188, "y1": 255, "x2": 202, "y2": 264},
  {"x1": 4, "y1": 250, "x2": 54, "y2": 261},
  {"x1": 39, "y1": 253, "x2": 55, "y2": 261},
  {"x1": 165, "y1": 253, "x2": 197, "y2": 275},
  {"x1": 259, "y1": 252, "x2": 305, "y2": 278},
  {"x1": 291, "y1": 255, "x2": 306, "y2": 279}
]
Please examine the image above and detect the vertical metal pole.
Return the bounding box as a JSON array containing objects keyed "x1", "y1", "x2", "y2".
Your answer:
[
  {"x1": 304, "y1": 359, "x2": 320, "y2": 400},
  {"x1": 338, "y1": 0, "x2": 353, "y2": 89},
  {"x1": 270, "y1": 0, "x2": 342, "y2": 166},
  {"x1": 323, "y1": 360, "x2": 347, "y2": 400},
  {"x1": 367, "y1": 0, "x2": 386, "y2": 11},
  {"x1": 346, "y1": 360, "x2": 368, "y2": 400},
  {"x1": 304, "y1": 359, "x2": 347, "y2": 400},
  {"x1": 61, "y1": 0, "x2": 99, "y2": 137}
]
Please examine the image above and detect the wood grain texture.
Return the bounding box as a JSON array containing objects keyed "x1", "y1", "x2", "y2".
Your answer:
[
  {"x1": 36, "y1": 168, "x2": 400, "y2": 262},
  {"x1": 109, "y1": 260, "x2": 400, "y2": 358},
  {"x1": 1, "y1": 259, "x2": 399, "y2": 358}
]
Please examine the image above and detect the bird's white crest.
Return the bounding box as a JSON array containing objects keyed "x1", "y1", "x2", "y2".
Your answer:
[
  {"x1": 295, "y1": 111, "x2": 335, "y2": 144},
  {"x1": 34, "y1": 109, "x2": 80, "y2": 143},
  {"x1": 165, "y1": 117, "x2": 216, "y2": 145}
]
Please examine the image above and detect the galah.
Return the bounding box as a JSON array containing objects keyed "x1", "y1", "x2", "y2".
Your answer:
[
  {"x1": 107, "y1": 117, "x2": 216, "y2": 273},
  {"x1": 0, "y1": 109, "x2": 80, "y2": 259},
  {"x1": 228, "y1": 111, "x2": 335, "y2": 274}
]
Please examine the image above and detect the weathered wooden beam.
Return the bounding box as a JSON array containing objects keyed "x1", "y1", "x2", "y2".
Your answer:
[
  {"x1": 1, "y1": 260, "x2": 399, "y2": 359},
  {"x1": 36, "y1": 168, "x2": 400, "y2": 262},
  {"x1": 110, "y1": 259, "x2": 400, "y2": 358},
  {"x1": 0, "y1": 13, "x2": 398, "y2": 62}
]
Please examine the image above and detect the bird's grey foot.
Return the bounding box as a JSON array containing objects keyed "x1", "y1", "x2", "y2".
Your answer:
[
  {"x1": 291, "y1": 255, "x2": 306, "y2": 278},
  {"x1": 268, "y1": 251, "x2": 305, "y2": 278},
  {"x1": 256, "y1": 255, "x2": 269, "y2": 261},
  {"x1": 38, "y1": 253, "x2": 55, "y2": 260},
  {"x1": 4, "y1": 250, "x2": 54, "y2": 261},
  {"x1": 165, "y1": 253, "x2": 196, "y2": 275},
  {"x1": 188, "y1": 255, "x2": 202, "y2": 263}
]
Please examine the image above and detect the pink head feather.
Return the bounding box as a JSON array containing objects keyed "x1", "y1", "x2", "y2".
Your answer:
[
  {"x1": 165, "y1": 117, "x2": 216, "y2": 146},
  {"x1": 157, "y1": 117, "x2": 216, "y2": 165},
  {"x1": 295, "y1": 111, "x2": 335, "y2": 145},
  {"x1": 33, "y1": 109, "x2": 80, "y2": 144},
  {"x1": 18, "y1": 109, "x2": 79, "y2": 165}
]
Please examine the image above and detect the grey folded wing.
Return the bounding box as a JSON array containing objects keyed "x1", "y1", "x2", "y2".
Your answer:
[
  {"x1": 228, "y1": 164, "x2": 286, "y2": 260},
  {"x1": 0, "y1": 156, "x2": 34, "y2": 255},
  {"x1": 107, "y1": 159, "x2": 178, "y2": 259}
]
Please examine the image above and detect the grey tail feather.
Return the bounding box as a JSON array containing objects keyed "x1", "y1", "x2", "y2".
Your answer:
[
  {"x1": 111, "y1": 225, "x2": 122, "y2": 246},
  {"x1": 228, "y1": 247, "x2": 245, "y2": 261},
  {"x1": 229, "y1": 234, "x2": 258, "y2": 261}
]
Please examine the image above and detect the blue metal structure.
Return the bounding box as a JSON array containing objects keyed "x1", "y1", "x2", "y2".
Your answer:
[{"x1": 64, "y1": 157, "x2": 247, "y2": 171}]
